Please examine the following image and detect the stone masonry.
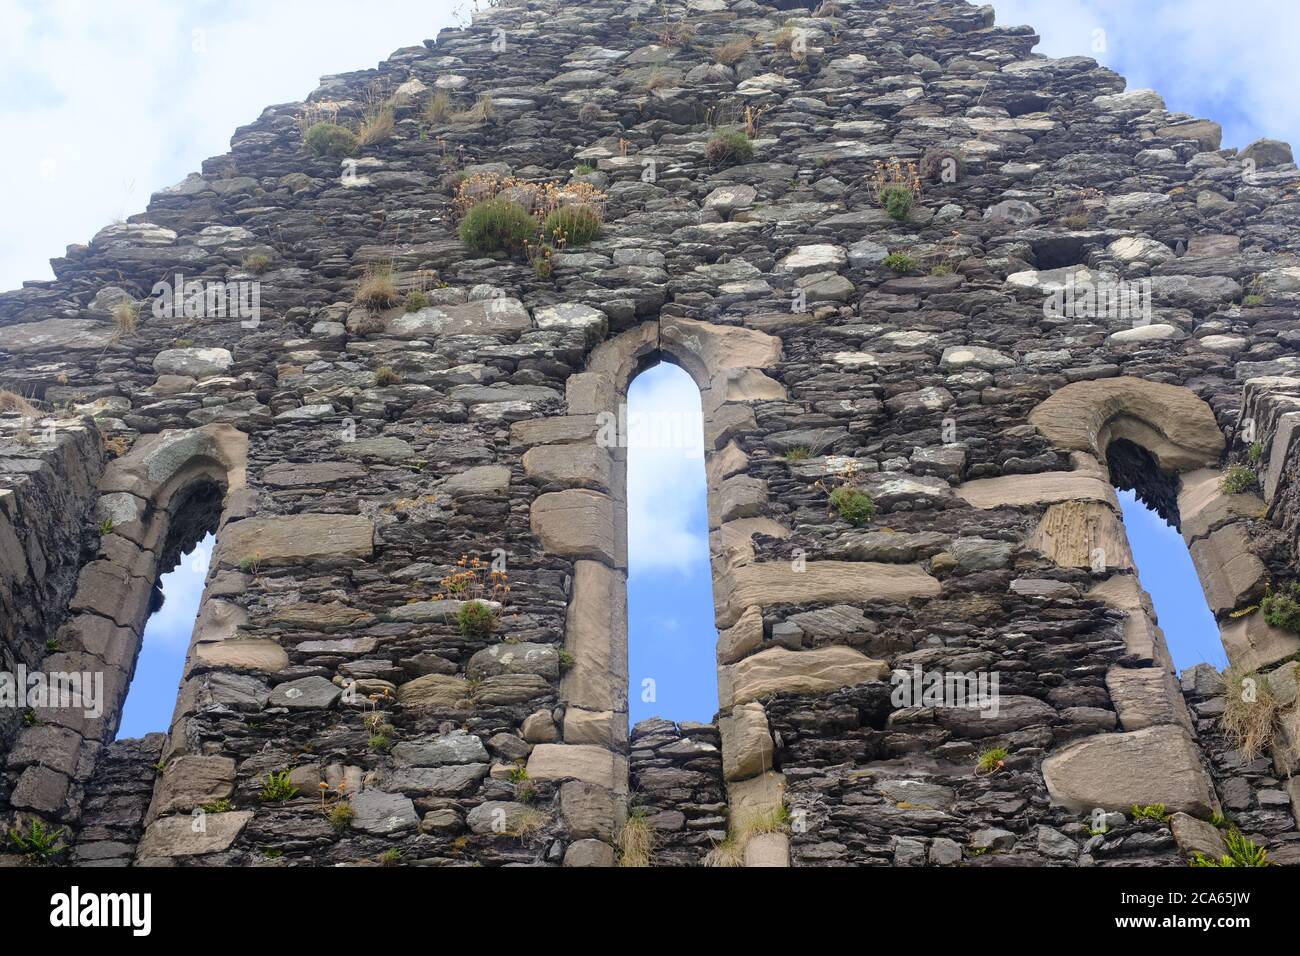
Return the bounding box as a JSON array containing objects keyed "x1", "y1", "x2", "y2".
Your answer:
[{"x1": 1, "y1": 0, "x2": 1300, "y2": 867}]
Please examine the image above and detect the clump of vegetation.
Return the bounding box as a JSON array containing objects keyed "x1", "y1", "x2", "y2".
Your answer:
[
  {"x1": 112, "y1": 301, "x2": 138, "y2": 335},
  {"x1": 783, "y1": 446, "x2": 812, "y2": 462},
  {"x1": 452, "y1": 93, "x2": 496, "y2": 124},
  {"x1": 883, "y1": 252, "x2": 917, "y2": 273},
  {"x1": 557, "y1": 649, "x2": 575, "y2": 673},
  {"x1": 1220, "y1": 464, "x2": 1256, "y2": 495},
  {"x1": 704, "y1": 803, "x2": 791, "y2": 867},
  {"x1": 528, "y1": 242, "x2": 556, "y2": 279},
  {"x1": 828, "y1": 486, "x2": 876, "y2": 526},
  {"x1": 542, "y1": 204, "x2": 603, "y2": 247},
  {"x1": 977, "y1": 747, "x2": 1009, "y2": 775},
  {"x1": 618, "y1": 808, "x2": 656, "y2": 867},
  {"x1": 7, "y1": 819, "x2": 65, "y2": 863},
  {"x1": 578, "y1": 102, "x2": 603, "y2": 124},
  {"x1": 573, "y1": 163, "x2": 595, "y2": 176},
  {"x1": 241, "y1": 251, "x2": 271, "y2": 274},
  {"x1": 354, "y1": 264, "x2": 399, "y2": 310},
  {"x1": 1243, "y1": 294, "x2": 1264, "y2": 308},
  {"x1": 1059, "y1": 211, "x2": 1091, "y2": 230},
  {"x1": 355, "y1": 103, "x2": 395, "y2": 147},
  {"x1": 379, "y1": 847, "x2": 404, "y2": 866},
  {"x1": 374, "y1": 366, "x2": 402, "y2": 387},
  {"x1": 424, "y1": 90, "x2": 452, "y2": 124},
  {"x1": 459, "y1": 198, "x2": 536, "y2": 254},
  {"x1": 930, "y1": 262, "x2": 954, "y2": 277},
  {"x1": 0, "y1": 390, "x2": 37, "y2": 417},
  {"x1": 303, "y1": 122, "x2": 357, "y2": 159},
  {"x1": 201, "y1": 799, "x2": 233, "y2": 814},
  {"x1": 872, "y1": 157, "x2": 921, "y2": 221},
  {"x1": 657, "y1": 18, "x2": 696, "y2": 47},
  {"x1": 259, "y1": 770, "x2": 300, "y2": 803},
  {"x1": 328, "y1": 802, "x2": 355, "y2": 832},
  {"x1": 1131, "y1": 803, "x2": 1170, "y2": 824},
  {"x1": 1190, "y1": 828, "x2": 1272, "y2": 867},
  {"x1": 713, "y1": 36, "x2": 753, "y2": 65},
  {"x1": 1248, "y1": 441, "x2": 1265, "y2": 465},
  {"x1": 404, "y1": 289, "x2": 429, "y2": 312},
  {"x1": 705, "y1": 129, "x2": 754, "y2": 167},
  {"x1": 1262, "y1": 582, "x2": 1300, "y2": 634},
  {"x1": 1221, "y1": 665, "x2": 1294, "y2": 762},
  {"x1": 457, "y1": 600, "x2": 498, "y2": 638}
]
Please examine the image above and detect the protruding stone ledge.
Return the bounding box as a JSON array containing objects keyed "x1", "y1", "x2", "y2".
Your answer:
[
  {"x1": 215, "y1": 514, "x2": 374, "y2": 568},
  {"x1": 714, "y1": 560, "x2": 940, "y2": 628},
  {"x1": 530, "y1": 489, "x2": 620, "y2": 566},
  {"x1": 1041, "y1": 725, "x2": 1218, "y2": 816},
  {"x1": 956, "y1": 472, "x2": 1118, "y2": 510},
  {"x1": 722, "y1": 645, "x2": 890, "y2": 707}
]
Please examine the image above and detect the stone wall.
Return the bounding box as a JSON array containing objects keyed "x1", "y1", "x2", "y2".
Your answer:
[
  {"x1": 0, "y1": 416, "x2": 103, "y2": 794},
  {"x1": 0, "y1": 0, "x2": 1298, "y2": 867}
]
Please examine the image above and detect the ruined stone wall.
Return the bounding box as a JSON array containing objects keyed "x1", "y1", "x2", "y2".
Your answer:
[
  {"x1": 1, "y1": 0, "x2": 1299, "y2": 868},
  {"x1": 0, "y1": 417, "x2": 103, "y2": 790}
]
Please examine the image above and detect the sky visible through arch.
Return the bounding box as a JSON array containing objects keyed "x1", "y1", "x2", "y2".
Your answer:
[{"x1": 3, "y1": 1, "x2": 1282, "y2": 733}]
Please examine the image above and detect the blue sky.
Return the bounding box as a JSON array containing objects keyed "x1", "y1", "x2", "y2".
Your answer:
[
  {"x1": 0, "y1": 2, "x2": 1283, "y2": 732},
  {"x1": 116, "y1": 534, "x2": 212, "y2": 739}
]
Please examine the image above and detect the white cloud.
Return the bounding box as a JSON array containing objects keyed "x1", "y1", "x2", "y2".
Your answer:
[
  {"x1": 626, "y1": 363, "x2": 710, "y2": 576},
  {"x1": 0, "y1": 0, "x2": 465, "y2": 290},
  {"x1": 988, "y1": 0, "x2": 1300, "y2": 150}
]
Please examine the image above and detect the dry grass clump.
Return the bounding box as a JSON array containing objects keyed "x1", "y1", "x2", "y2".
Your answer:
[
  {"x1": 355, "y1": 103, "x2": 395, "y2": 147},
  {"x1": 617, "y1": 811, "x2": 656, "y2": 867},
  {"x1": 451, "y1": 94, "x2": 495, "y2": 124},
  {"x1": 112, "y1": 301, "x2": 139, "y2": 336},
  {"x1": 424, "y1": 90, "x2": 452, "y2": 124},
  {"x1": 713, "y1": 37, "x2": 753, "y2": 65},
  {"x1": 1221, "y1": 666, "x2": 1299, "y2": 762},
  {"x1": 702, "y1": 804, "x2": 790, "y2": 867},
  {"x1": 354, "y1": 264, "x2": 399, "y2": 310},
  {"x1": 0, "y1": 390, "x2": 38, "y2": 417}
]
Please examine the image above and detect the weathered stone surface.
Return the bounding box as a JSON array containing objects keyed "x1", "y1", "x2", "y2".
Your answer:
[
  {"x1": 716, "y1": 561, "x2": 939, "y2": 628},
  {"x1": 151, "y1": 756, "x2": 236, "y2": 817},
  {"x1": 137, "y1": 812, "x2": 253, "y2": 859},
  {"x1": 1188, "y1": 523, "x2": 1269, "y2": 614},
  {"x1": 957, "y1": 472, "x2": 1118, "y2": 510},
  {"x1": 216, "y1": 515, "x2": 374, "y2": 568},
  {"x1": 725, "y1": 646, "x2": 889, "y2": 706},
  {"x1": 1105, "y1": 666, "x2": 1192, "y2": 733},
  {"x1": 1042, "y1": 726, "x2": 1217, "y2": 816},
  {"x1": 268, "y1": 676, "x2": 341, "y2": 710},
  {"x1": 530, "y1": 489, "x2": 619, "y2": 566},
  {"x1": 719, "y1": 702, "x2": 774, "y2": 781},
  {"x1": 526, "y1": 744, "x2": 626, "y2": 791},
  {"x1": 1029, "y1": 377, "x2": 1224, "y2": 471},
  {"x1": 349, "y1": 789, "x2": 419, "y2": 835},
  {"x1": 1027, "y1": 500, "x2": 1132, "y2": 569}
]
